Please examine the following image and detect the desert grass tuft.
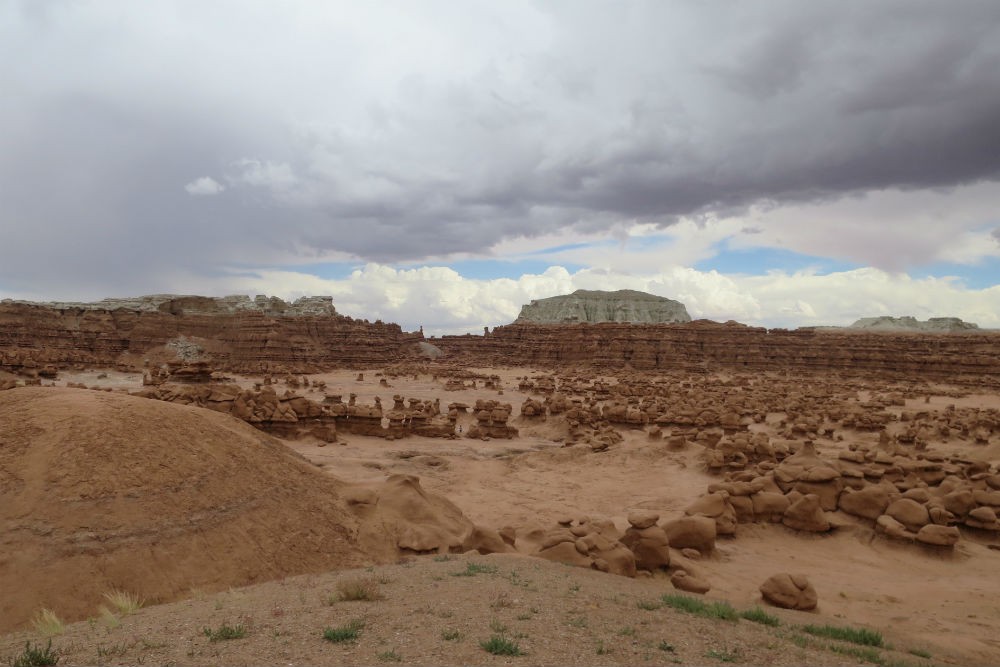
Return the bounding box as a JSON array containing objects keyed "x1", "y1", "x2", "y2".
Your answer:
[
  {"x1": 451, "y1": 562, "x2": 498, "y2": 577},
  {"x1": 332, "y1": 577, "x2": 384, "y2": 602},
  {"x1": 322, "y1": 619, "x2": 365, "y2": 643},
  {"x1": 202, "y1": 623, "x2": 247, "y2": 642},
  {"x1": 740, "y1": 606, "x2": 780, "y2": 627},
  {"x1": 480, "y1": 635, "x2": 523, "y2": 656},
  {"x1": 660, "y1": 594, "x2": 738, "y2": 621},
  {"x1": 8, "y1": 640, "x2": 59, "y2": 667},
  {"x1": 29, "y1": 610, "x2": 64, "y2": 638},
  {"x1": 801, "y1": 623, "x2": 883, "y2": 647},
  {"x1": 102, "y1": 589, "x2": 144, "y2": 616}
]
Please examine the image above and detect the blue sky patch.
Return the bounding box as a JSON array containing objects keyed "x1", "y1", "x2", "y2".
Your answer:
[{"x1": 695, "y1": 245, "x2": 862, "y2": 276}]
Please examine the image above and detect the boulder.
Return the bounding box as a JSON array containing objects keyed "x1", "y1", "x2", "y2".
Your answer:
[
  {"x1": 760, "y1": 573, "x2": 818, "y2": 611},
  {"x1": 915, "y1": 524, "x2": 960, "y2": 547},
  {"x1": 783, "y1": 494, "x2": 830, "y2": 532},
  {"x1": 886, "y1": 498, "x2": 930, "y2": 532},
  {"x1": 670, "y1": 571, "x2": 710, "y2": 594},
  {"x1": 838, "y1": 485, "x2": 893, "y2": 521},
  {"x1": 621, "y1": 525, "x2": 671, "y2": 571},
  {"x1": 662, "y1": 516, "x2": 717, "y2": 553}
]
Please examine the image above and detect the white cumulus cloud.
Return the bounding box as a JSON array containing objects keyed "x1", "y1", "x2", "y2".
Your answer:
[{"x1": 184, "y1": 176, "x2": 225, "y2": 196}]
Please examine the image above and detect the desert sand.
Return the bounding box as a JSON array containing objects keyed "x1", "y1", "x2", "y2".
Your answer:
[{"x1": 4, "y1": 359, "x2": 1000, "y2": 666}]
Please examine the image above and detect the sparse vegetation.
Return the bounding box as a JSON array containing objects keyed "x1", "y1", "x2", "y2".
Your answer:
[
  {"x1": 451, "y1": 562, "x2": 498, "y2": 577},
  {"x1": 322, "y1": 619, "x2": 365, "y2": 643},
  {"x1": 441, "y1": 629, "x2": 464, "y2": 641},
  {"x1": 825, "y1": 642, "x2": 883, "y2": 663},
  {"x1": 202, "y1": 623, "x2": 247, "y2": 642},
  {"x1": 377, "y1": 649, "x2": 402, "y2": 662},
  {"x1": 740, "y1": 606, "x2": 780, "y2": 626},
  {"x1": 801, "y1": 623, "x2": 884, "y2": 647},
  {"x1": 480, "y1": 635, "x2": 523, "y2": 656},
  {"x1": 98, "y1": 606, "x2": 120, "y2": 629},
  {"x1": 706, "y1": 646, "x2": 741, "y2": 662},
  {"x1": 595, "y1": 640, "x2": 609, "y2": 655},
  {"x1": 908, "y1": 647, "x2": 932, "y2": 659},
  {"x1": 658, "y1": 640, "x2": 676, "y2": 653},
  {"x1": 618, "y1": 625, "x2": 636, "y2": 636},
  {"x1": 637, "y1": 599, "x2": 661, "y2": 611},
  {"x1": 8, "y1": 640, "x2": 59, "y2": 667},
  {"x1": 102, "y1": 589, "x2": 144, "y2": 616},
  {"x1": 30, "y1": 610, "x2": 65, "y2": 637},
  {"x1": 332, "y1": 577, "x2": 384, "y2": 602},
  {"x1": 660, "y1": 594, "x2": 739, "y2": 621}
]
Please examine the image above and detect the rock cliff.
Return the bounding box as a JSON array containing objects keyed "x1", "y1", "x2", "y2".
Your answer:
[
  {"x1": 0, "y1": 295, "x2": 422, "y2": 374},
  {"x1": 849, "y1": 316, "x2": 980, "y2": 332},
  {"x1": 515, "y1": 289, "x2": 691, "y2": 324},
  {"x1": 434, "y1": 321, "x2": 1000, "y2": 386}
]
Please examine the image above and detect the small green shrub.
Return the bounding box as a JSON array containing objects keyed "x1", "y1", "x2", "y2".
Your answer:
[
  {"x1": 441, "y1": 629, "x2": 463, "y2": 641},
  {"x1": 825, "y1": 642, "x2": 883, "y2": 663},
  {"x1": 8, "y1": 640, "x2": 59, "y2": 667},
  {"x1": 740, "y1": 606, "x2": 780, "y2": 627},
  {"x1": 377, "y1": 649, "x2": 402, "y2": 662},
  {"x1": 636, "y1": 600, "x2": 661, "y2": 611},
  {"x1": 203, "y1": 623, "x2": 247, "y2": 642},
  {"x1": 658, "y1": 640, "x2": 675, "y2": 653},
  {"x1": 322, "y1": 619, "x2": 364, "y2": 643},
  {"x1": 480, "y1": 635, "x2": 523, "y2": 656},
  {"x1": 908, "y1": 647, "x2": 931, "y2": 659},
  {"x1": 801, "y1": 623, "x2": 883, "y2": 647}
]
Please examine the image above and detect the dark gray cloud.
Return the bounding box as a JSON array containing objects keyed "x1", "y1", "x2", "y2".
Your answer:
[{"x1": 1, "y1": 0, "x2": 999, "y2": 298}]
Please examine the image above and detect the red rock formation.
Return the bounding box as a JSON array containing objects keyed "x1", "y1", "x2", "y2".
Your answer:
[
  {"x1": 0, "y1": 297, "x2": 422, "y2": 374},
  {"x1": 433, "y1": 321, "x2": 1000, "y2": 386}
]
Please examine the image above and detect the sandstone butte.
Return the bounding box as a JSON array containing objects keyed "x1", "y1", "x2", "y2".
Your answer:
[
  {"x1": 515, "y1": 288, "x2": 692, "y2": 324},
  {"x1": 3, "y1": 293, "x2": 1000, "y2": 385}
]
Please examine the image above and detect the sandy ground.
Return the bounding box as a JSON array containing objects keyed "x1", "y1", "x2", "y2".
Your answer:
[{"x1": 13, "y1": 365, "x2": 1000, "y2": 665}]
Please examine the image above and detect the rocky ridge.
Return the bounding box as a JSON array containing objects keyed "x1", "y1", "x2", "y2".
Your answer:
[
  {"x1": 849, "y1": 316, "x2": 980, "y2": 332},
  {"x1": 515, "y1": 289, "x2": 691, "y2": 324}
]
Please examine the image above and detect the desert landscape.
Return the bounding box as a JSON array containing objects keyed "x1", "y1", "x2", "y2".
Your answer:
[{"x1": 2, "y1": 291, "x2": 1000, "y2": 666}]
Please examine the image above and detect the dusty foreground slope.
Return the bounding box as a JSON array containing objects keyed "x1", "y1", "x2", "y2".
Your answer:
[
  {"x1": 0, "y1": 387, "x2": 480, "y2": 635},
  {"x1": 0, "y1": 553, "x2": 937, "y2": 667}
]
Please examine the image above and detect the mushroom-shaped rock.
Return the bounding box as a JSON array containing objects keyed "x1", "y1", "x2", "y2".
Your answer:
[
  {"x1": 662, "y1": 516, "x2": 716, "y2": 554},
  {"x1": 886, "y1": 498, "x2": 930, "y2": 533},
  {"x1": 915, "y1": 524, "x2": 960, "y2": 547},
  {"x1": 627, "y1": 510, "x2": 660, "y2": 530},
  {"x1": 783, "y1": 494, "x2": 830, "y2": 532},
  {"x1": 685, "y1": 492, "x2": 737, "y2": 536},
  {"x1": 760, "y1": 573, "x2": 818, "y2": 611},
  {"x1": 751, "y1": 492, "x2": 790, "y2": 521},
  {"x1": 670, "y1": 571, "x2": 710, "y2": 594},
  {"x1": 876, "y1": 514, "x2": 914, "y2": 540}
]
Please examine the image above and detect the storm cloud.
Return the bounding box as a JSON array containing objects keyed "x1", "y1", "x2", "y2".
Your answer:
[{"x1": 2, "y1": 0, "x2": 999, "y2": 298}]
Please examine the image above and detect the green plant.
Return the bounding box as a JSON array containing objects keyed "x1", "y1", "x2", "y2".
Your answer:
[
  {"x1": 322, "y1": 619, "x2": 364, "y2": 643},
  {"x1": 451, "y1": 562, "x2": 498, "y2": 577},
  {"x1": 801, "y1": 623, "x2": 883, "y2": 647},
  {"x1": 825, "y1": 642, "x2": 883, "y2": 663},
  {"x1": 96, "y1": 642, "x2": 128, "y2": 659},
  {"x1": 595, "y1": 640, "x2": 609, "y2": 655},
  {"x1": 566, "y1": 616, "x2": 587, "y2": 628},
  {"x1": 441, "y1": 629, "x2": 463, "y2": 641},
  {"x1": 332, "y1": 577, "x2": 383, "y2": 602},
  {"x1": 637, "y1": 600, "x2": 661, "y2": 611},
  {"x1": 202, "y1": 623, "x2": 247, "y2": 642},
  {"x1": 740, "y1": 606, "x2": 780, "y2": 627},
  {"x1": 658, "y1": 640, "x2": 675, "y2": 653},
  {"x1": 433, "y1": 554, "x2": 453, "y2": 562},
  {"x1": 377, "y1": 650, "x2": 402, "y2": 662},
  {"x1": 618, "y1": 626, "x2": 636, "y2": 637},
  {"x1": 102, "y1": 590, "x2": 144, "y2": 616},
  {"x1": 490, "y1": 619, "x2": 509, "y2": 634},
  {"x1": 98, "y1": 606, "x2": 120, "y2": 629},
  {"x1": 480, "y1": 635, "x2": 523, "y2": 656},
  {"x1": 908, "y1": 647, "x2": 931, "y2": 659},
  {"x1": 30, "y1": 610, "x2": 65, "y2": 638},
  {"x1": 8, "y1": 640, "x2": 59, "y2": 667},
  {"x1": 706, "y1": 647, "x2": 741, "y2": 663},
  {"x1": 660, "y1": 594, "x2": 738, "y2": 621}
]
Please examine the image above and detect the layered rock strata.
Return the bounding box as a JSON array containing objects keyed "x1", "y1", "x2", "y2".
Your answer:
[
  {"x1": 515, "y1": 289, "x2": 691, "y2": 324},
  {"x1": 0, "y1": 296, "x2": 422, "y2": 374}
]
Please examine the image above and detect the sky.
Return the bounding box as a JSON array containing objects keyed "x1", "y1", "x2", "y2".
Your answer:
[{"x1": 2, "y1": 0, "x2": 999, "y2": 335}]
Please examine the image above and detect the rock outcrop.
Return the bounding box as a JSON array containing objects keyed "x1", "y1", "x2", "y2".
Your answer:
[
  {"x1": 0, "y1": 295, "x2": 423, "y2": 375},
  {"x1": 849, "y1": 316, "x2": 980, "y2": 332},
  {"x1": 515, "y1": 289, "x2": 691, "y2": 324}
]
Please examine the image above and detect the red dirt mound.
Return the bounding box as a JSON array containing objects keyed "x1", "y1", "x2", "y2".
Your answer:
[{"x1": 0, "y1": 387, "x2": 375, "y2": 633}]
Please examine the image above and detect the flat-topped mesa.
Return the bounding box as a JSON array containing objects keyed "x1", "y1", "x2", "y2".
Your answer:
[
  {"x1": 2, "y1": 294, "x2": 339, "y2": 317},
  {"x1": 849, "y1": 316, "x2": 980, "y2": 332},
  {"x1": 515, "y1": 289, "x2": 691, "y2": 324},
  {"x1": 0, "y1": 295, "x2": 422, "y2": 374}
]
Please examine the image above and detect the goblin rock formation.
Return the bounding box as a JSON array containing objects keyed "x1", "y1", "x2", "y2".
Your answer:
[{"x1": 515, "y1": 289, "x2": 691, "y2": 324}]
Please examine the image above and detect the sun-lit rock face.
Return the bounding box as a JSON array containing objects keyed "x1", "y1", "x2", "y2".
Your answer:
[{"x1": 515, "y1": 289, "x2": 691, "y2": 324}]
